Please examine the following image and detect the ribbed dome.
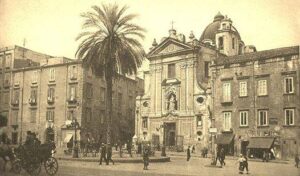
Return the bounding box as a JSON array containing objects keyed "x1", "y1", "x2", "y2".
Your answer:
[
  {"x1": 199, "y1": 12, "x2": 224, "y2": 43},
  {"x1": 200, "y1": 12, "x2": 240, "y2": 43}
]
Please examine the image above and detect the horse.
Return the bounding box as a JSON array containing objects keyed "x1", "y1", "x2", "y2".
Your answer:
[{"x1": 0, "y1": 143, "x2": 15, "y2": 172}]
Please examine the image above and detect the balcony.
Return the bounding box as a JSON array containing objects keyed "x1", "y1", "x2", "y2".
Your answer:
[
  {"x1": 11, "y1": 100, "x2": 19, "y2": 106},
  {"x1": 67, "y1": 97, "x2": 77, "y2": 104},
  {"x1": 47, "y1": 97, "x2": 55, "y2": 104},
  {"x1": 28, "y1": 98, "x2": 37, "y2": 105}
]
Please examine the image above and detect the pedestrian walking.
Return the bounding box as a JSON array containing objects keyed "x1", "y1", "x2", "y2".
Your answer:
[
  {"x1": 143, "y1": 146, "x2": 150, "y2": 170},
  {"x1": 99, "y1": 143, "x2": 107, "y2": 165},
  {"x1": 262, "y1": 150, "x2": 268, "y2": 162},
  {"x1": 237, "y1": 154, "x2": 245, "y2": 174},
  {"x1": 187, "y1": 146, "x2": 191, "y2": 161},
  {"x1": 106, "y1": 144, "x2": 114, "y2": 165},
  {"x1": 220, "y1": 148, "x2": 226, "y2": 166},
  {"x1": 243, "y1": 155, "x2": 249, "y2": 174},
  {"x1": 192, "y1": 145, "x2": 195, "y2": 153},
  {"x1": 295, "y1": 154, "x2": 299, "y2": 168}
]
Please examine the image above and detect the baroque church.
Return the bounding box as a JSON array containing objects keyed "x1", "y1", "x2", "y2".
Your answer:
[{"x1": 135, "y1": 12, "x2": 254, "y2": 150}]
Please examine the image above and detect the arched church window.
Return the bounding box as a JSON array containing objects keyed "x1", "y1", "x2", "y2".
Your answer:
[{"x1": 167, "y1": 93, "x2": 177, "y2": 111}]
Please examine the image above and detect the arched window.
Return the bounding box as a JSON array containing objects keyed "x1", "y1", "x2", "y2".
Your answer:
[{"x1": 218, "y1": 37, "x2": 224, "y2": 50}]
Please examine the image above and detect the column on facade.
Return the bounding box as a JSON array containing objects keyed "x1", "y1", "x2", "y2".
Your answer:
[
  {"x1": 150, "y1": 66, "x2": 156, "y2": 115},
  {"x1": 180, "y1": 63, "x2": 186, "y2": 112},
  {"x1": 156, "y1": 65, "x2": 162, "y2": 114}
]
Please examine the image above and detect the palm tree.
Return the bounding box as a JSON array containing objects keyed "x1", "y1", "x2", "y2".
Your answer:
[{"x1": 76, "y1": 3, "x2": 145, "y2": 144}]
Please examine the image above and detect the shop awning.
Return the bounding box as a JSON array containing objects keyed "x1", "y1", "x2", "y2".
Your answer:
[
  {"x1": 247, "y1": 137, "x2": 275, "y2": 149},
  {"x1": 64, "y1": 134, "x2": 73, "y2": 143},
  {"x1": 215, "y1": 133, "x2": 234, "y2": 145}
]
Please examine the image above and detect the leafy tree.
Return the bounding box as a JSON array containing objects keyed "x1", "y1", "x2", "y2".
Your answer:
[{"x1": 76, "y1": 3, "x2": 145, "y2": 144}]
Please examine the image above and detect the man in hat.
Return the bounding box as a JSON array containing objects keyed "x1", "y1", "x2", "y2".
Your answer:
[
  {"x1": 106, "y1": 143, "x2": 114, "y2": 165},
  {"x1": 143, "y1": 145, "x2": 150, "y2": 170},
  {"x1": 187, "y1": 146, "x2": 191, "y2": 161},
  {"x1": 99, "y1": 143, "x2": 106, "y2": 165}
]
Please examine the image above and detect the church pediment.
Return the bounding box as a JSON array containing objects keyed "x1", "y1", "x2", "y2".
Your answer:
[{"x1": 148, "y1": 38, "x2": 193, "y2": 57}]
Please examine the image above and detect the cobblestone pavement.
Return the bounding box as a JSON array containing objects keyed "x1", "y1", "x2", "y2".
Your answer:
[{"x1": 1, "y1": 157, "x2": 299, "y2": 176}]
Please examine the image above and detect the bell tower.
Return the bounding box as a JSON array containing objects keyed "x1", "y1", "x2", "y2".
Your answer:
[{"x1": 215, "y1": 14, "x2": 244, "y2": 56}]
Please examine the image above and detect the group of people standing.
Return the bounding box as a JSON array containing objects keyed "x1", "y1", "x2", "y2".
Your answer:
[{"x1": 99, "y1": 143, "x2": 114, "y2": 165}]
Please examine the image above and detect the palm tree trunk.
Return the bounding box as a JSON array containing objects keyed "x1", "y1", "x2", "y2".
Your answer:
[{"x1": 105, "y1": 62, "x2": 113, "y2": 144}]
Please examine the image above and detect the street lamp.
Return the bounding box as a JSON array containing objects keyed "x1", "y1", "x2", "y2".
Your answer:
[
  {"x1": 71, "y1": 110, "x2": 80, "y2": 158},
  {"x1": 157, "y1": 124, "x2": 167, "y2": 157}
]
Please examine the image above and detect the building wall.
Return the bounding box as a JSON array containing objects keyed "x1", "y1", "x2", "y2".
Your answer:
[
  {"x1": 212, "y1": 53, "x2": 300, "y2": 158},
  {"x1": 0, "y1": 45, "x2": 142, "y2": 146}
]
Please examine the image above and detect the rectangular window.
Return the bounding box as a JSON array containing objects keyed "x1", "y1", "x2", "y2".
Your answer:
[
  {"x1": 46, "y1": 110, "x2": 54, "y2": 122},
  {"x1": 257, "y1": 80, "x2": 267, "y2": 96},
  {"x1": 223, "y1": 112, "x2": 231, "y2": 131},
  {"x1": 30, "y1": 109, "x2": 37, "y2": 123},
  {"x1": 142, "y1": 117, "x2": 148, "y2": 128},
  {"x1": 47, "y1": 87, "x2": 55, "y2": 102},
  {"x1": 285, "y1": 109, "x2": 294, "y2": 126},
  {"x1": 100, "y1": 87, "x2": 105, "y2": 102},
  {"x1": 204, "y1": 61, "x2": 210, "y2": 78},
  {"x1": 4, "y1": 73, "x2": 10, "y2": 87},
  {"x1": 11, "y1": 110, "x2": 18, "y2": 125},
  {"x1": 258, "y1": 110, "x2": 268, "y2": 126},
  {"x1": 168, "y1": 64, "x2": 175, "y2": 78},
  {"x1": 49, "y1": 68, "x2": 55, "y2": 81},
  {"x1": 14, "y1": 75, "x2": 20, "y2": 86},
  {"x1": 13, "y1": 90, "x2": 20, "y2": 104},
  {"x1": 86, "y1": 83, "x2": 93, "y2": 98},
  {"x1": 5, "y1": 54, "x2": 11, "y2": 68},
  {"x1": 70, "y1": 65, "x2": 77, "y2": 79},
  {"x1": 69, "y1": 86, "x2": 77, "y2": 101},
  {"x1": 197, "y1": 115, "x2": 202, "y2": 126},
  {"x1": 222, "y1": 82, "x2": 231, "y2": 102},
  {"x1": 3, "y1": 92, "x2": 9, "y2": 104},
  {"x1": 100, "y1": 110, "x2": 105, "y2": 124},
  {"x1": 232, "y1": 38, "x2": 235, "y2": 49},
  {"x1": 86, "y1": 108, "x2": 92, "y2": 122},
  {"x1": 284, "y1": 77, "x2": 294, "y2": 94},
  {"x1": 30, "y1": 89, "x2": 38, "y2": 104},
  {"x1": 32, "y1": 71, "x2": 38, "y2": 83},
  {"x1": 67, "y1": 110, "x2": 75, "y2": 121},
  {"x1": 239, "y1": 81, "x2": 247, "y2": 97},
  {"x1": 240, "y1": 111, "x2": 248, "y2": 127}
]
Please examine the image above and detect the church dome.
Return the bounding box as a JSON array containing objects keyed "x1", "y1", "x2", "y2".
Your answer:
[{"x1": 200, "y1": 12, "x2": 240, "y2": 44}]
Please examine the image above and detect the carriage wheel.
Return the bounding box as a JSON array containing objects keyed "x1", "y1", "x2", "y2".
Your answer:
[
  {"x1": 26, "y1": 162, "x2": 41, "y2": 176},
  {"x1": 44, "y1": 157, "x2": 58, "y2": 176},
  {"x1": 11, "y1": 160, "x2": 22, "y2": 174}
]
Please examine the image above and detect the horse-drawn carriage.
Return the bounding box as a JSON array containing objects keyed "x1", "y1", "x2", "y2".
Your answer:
[{"x1": 12, "y1": 142, "x2": 58, "y2": 176}]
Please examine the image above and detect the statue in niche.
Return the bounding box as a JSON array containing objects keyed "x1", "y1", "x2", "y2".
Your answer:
[{"x1": 167, "y1": 93, "x2": 177, "y2": 111}]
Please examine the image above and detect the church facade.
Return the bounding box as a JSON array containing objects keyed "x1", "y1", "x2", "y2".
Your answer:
[
  {"x1": 135, "y1": 13, "x2": 248, "y2": 151},
  {"x1": 135, "y1": 12, "x2": 299, "y2": 158}
]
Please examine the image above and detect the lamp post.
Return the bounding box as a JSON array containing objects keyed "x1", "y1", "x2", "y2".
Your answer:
[
  {"x1": 157, "y1": 124, "x2": 167, "y2": 157},
  {"x1": 72, "y1": 110, "x2": 80, "y2": 158}
]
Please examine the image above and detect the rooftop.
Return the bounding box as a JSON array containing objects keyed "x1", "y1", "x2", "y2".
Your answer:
[{"x1": 214, "y1": 45, "x2": 299, "y2": 66}]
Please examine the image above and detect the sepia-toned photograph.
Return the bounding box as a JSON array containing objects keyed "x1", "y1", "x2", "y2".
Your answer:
[{"x1": 0, "y1": 0, "x2": 299, "y2": 175}]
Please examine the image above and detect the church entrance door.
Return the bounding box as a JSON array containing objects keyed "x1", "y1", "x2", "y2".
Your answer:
[{"x1": 164, "y1": 122, "x2": 176, "y2": 146}]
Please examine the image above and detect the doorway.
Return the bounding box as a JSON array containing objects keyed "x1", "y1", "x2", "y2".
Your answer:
[
  {"x1": 164, "y1": 123, "x2": 176, "y2": 146},
  {"x1": 241, "y1": 140, "x2": 249, "y2": 155}
]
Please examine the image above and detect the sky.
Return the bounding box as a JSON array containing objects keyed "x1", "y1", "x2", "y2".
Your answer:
[{"x1": 0, "y1": 0, "x2": 299, "y2": 61}]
